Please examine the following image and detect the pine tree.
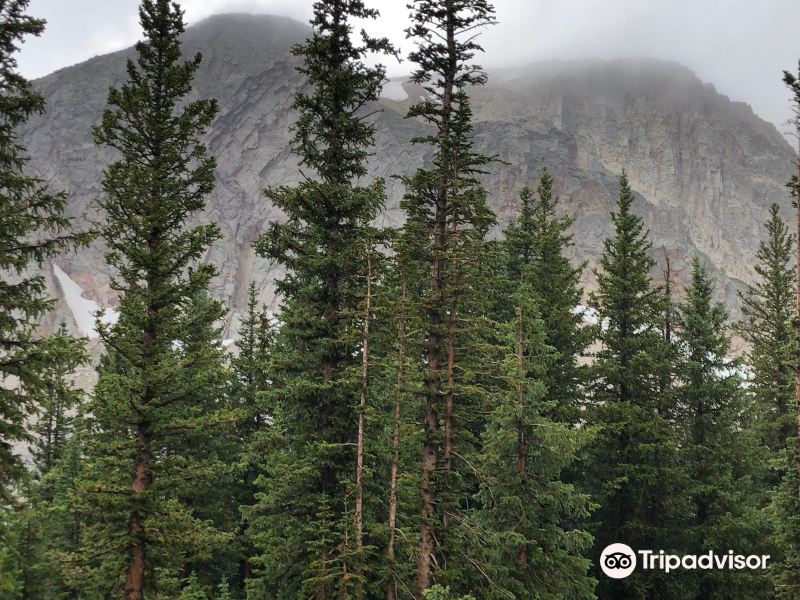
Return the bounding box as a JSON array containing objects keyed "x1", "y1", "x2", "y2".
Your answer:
[
  {"x1": 172, "y1": 291, "x2": 242, "y2": 590},
  {"x1": 231, "y1": 283, "x2": 274, "y2": 432},
  {"x1": 36, "y1": 418, "x2": 87, "y2": 599},
  {"x1": 737, "y1": 205, "x2": 795, "y2": 465},
  {"x1": 0, "y1": 0, "x2": 89, "y2": 503},
  {"x1": 0, "y1": 477, "x2": 45, "y2": 599},
  {"x1": 29, "y1": 324, "x2": 88, "y2": 477},
  {"x1": 216, "y1": 577, "x2": 234, "y2": 600},
  {"x1": 229, "y1": 282, "x2": 273, "y2": 589},
  {"x1": 247, "y1": 1, "x2": 394, "y2": 597},
  {"x1": 423, "y1": 585, "x2": 475, "y2": 600},
  {"x1": 585, "y1": 173, "x2": 686, "y2": 599},
  {"x1": 0, "y1": 506, "x2": 22, "y2": 594},
  {"x1": 399, "y1": 1, "x2": 497, "y2": 592},
  {"x1": 348, "y1": 232, "x2": 402, "y2": 599},
  {"x1": 68, "y1": 1, "x2": 229, "y2": 597},
  {"x1": 477, "y1": 282, "x2": 595, "y2": 599},
  {"x1": 376, "y1": 237, "x2": 428, "y2": 600},
  {"x1": 353, "y1": 236, "x2": 376, "y2": 582},
  {"x1": 786, "y1": 62, "x2": 800, "y2": 487},
  {"x1": 180, "y1": 572, "x2": 209, "y2": 600},
  {"x1": 384, "y1": 256, "x2": 410, "y2": 600},
  {"x1": 502, "y1": 169, "x2": 588, "y2": 424},
  {"x1": 676, "y1": 258, "x2": 769, "y2": 599},
  {"x1": 773, "y1": 465, "x2": 800, "y2": 598},
  {"x1": 770, "y1": 59, "x2": 800, "y2": 600},
  {"x1": 0, "y1": 417, "x2": 90, "y2": 599},
  {"x1": 657, "y1": 252, "x2": 678, "y2": 411},
  {"x1": 0, "y1": 325, "x2": 90, "y2": 599}
]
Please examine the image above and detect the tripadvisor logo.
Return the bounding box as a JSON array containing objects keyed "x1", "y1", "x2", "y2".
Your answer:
[
  {"x1": 600, "y1": 544, "x2": 637, "y2": 579},
  {"x1": 600, "y1": 543, "x2": 770, "y2": 579}
]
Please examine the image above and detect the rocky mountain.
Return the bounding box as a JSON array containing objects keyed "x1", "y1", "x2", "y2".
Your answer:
[{"x1": 21, "y1": 13, "x2": 797, "y2": 345}]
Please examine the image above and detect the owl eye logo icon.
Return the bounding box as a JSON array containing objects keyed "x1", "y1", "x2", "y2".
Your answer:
[
  {"x1": 605, "y1": 552, "x2": 633, "y2": 569},
  {"x1": 601, "y1": 543, "x2": 637, "y2": 579}
]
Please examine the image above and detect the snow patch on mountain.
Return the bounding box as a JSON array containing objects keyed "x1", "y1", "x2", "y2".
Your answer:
[
  {"x1": 381, "y1": 80, "x2": 408, "y2": 101},
  {"x1": 53, "y1": 264, "x2": 118, "y2": 339}
]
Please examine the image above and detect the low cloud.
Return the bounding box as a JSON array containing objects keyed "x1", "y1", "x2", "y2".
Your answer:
[{"x1": 20, "y1": 0, "x2": 800, "y2": 137}]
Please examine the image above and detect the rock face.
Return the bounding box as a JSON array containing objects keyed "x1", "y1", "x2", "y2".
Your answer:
[{"x1": 21, "y1": 13, "x2": 797, "y2": 342}]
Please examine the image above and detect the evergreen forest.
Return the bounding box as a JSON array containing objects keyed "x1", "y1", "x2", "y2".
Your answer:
[{"x1": 1, "y1": 1, "x2": 800, "y2": 599}]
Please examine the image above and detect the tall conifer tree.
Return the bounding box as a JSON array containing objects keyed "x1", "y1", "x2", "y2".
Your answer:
[
  {"x1": 383, "y1": 255, "x2": 412, "y2": 600},
  {"x1": 477, "y1": 282, "x2": 595, "y2": 599},
  {"x1": 1, "y1": 334, "x2": 88, "y2": 599},
  {"x1": 502, "y1": 169, "x2": 588, "y2": 424},
  {"x1": 738, "y1": 205, "x2": 795, "y2": 463},
  {"x1": 247, "y1": 2, "x2": 394, "y2": 597},
  {"x1": 3, "y1": 419, "x2": 89, "y2": 599},
  {"x1": 677, "y1": 258, "x2": 768, "y2": 599},
  {"x1": 736, "y1": 205, "x2": 795, "y2": 595},
  {"x1": 769, "y1": 60, "x2": 800, "y2": 599},
  {"x1": 767, "y1": 58, "x2": 800, "y2": 599},
  {"x1": 372, "y1": 233, "x2": 431, "y2": 599},
  {"x1": 585, "y1": 173, "x2": 685, "y2": 599},
  {"x1": 29, "y1": 324, "x2": 87, "y2": 476},
  {"x1": 70, "y1": 2, "x2": 229, "y2": 597},
  {"x1": 399, "y1": 1, "x2": 497, "y2": 593},
  {"x1": 785, "y1": 61, "x2": 800, "y2": 496},
  {"x1": 231, "y1": 283, "x2": 274, "y2": 433},
  {"x1": 229, "y1": 283, "x2": 273, "y2": 590},
  {"x1": 0, "y1": 0, "x2": 89, "y2": 502}
]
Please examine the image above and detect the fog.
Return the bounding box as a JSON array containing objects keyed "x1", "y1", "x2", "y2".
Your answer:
[{"x1": 18, "y1": 0, "x2": 800, "y2": 138}]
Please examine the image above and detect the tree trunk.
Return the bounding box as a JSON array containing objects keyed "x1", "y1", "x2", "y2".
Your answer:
[
  {"x1": 443, "y1": 215, "x2": 458, "y2": 540},
  {"x1": 124, "y1": 426, "x2": 150, "y2": 600},
  {"x1": 416, "y1": 3, "x2": 467, "y2": 594},
  {"x1": 353, "y1": 240, "x2": 372, "y2": 598},
  {"x1": 662, "y1": 251, "x2": 672, "y2": 347},
  {"x1": 386, "y1": 270, "x2": 407, "y2": 600},
  {"x1": 444, "y1": 306, "x2": 455, "y2": 471},
  {"x1": 795, "y1": 139, "x2": 800, "y2": 499},
  {"x1": 417, "y1": 9, "x2": 457, "y2": 595},
  {"x1": 515, "y1": 307, "x2": 528, "y2": 566},
  {"x1": 126, "y1": 264, "x2": 156, "y2": 600},
  {"x1": 417, "y1": 109, "x2": 451, "y2": 600},
  {"x1": 659, "y1": 251, "x2": 673, "y2": 418},
  {"x1": 418, "y1": 232, "x2": 442, "y2": 594}
]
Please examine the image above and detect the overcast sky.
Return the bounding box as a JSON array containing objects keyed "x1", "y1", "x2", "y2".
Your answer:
[{"x1": 16, "y1": 0, "x2": 800, "y2": 137}]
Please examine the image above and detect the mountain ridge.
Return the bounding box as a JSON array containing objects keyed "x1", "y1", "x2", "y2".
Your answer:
[{"x1": 21, "y1": 13, "x2": 796, "y2": 342}]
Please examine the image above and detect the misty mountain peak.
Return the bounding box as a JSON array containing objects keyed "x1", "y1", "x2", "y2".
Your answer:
[{"x1": 20, "y1": 14, "x2": 796, "y2": 339}]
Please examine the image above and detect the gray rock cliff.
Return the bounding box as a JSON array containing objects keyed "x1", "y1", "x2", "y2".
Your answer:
[{"x1": 20, "y1": 14, "x2": 797, "y2": 343}]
